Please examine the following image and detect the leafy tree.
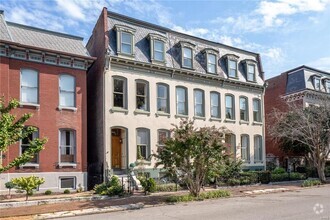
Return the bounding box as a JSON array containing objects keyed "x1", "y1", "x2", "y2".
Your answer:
[
  {"x1": 5, "y1": 181, "x2": 15, "y2": 196},
  {"x1": 0, "y1": 98, "x2": 47, "y2": 173},
  {"x1": 11, "y1": 176, "x2": 45, "y2": 200},
  {"x1": 154, "y1": 119, "x2": 231, "y2": 197},
  {"x1": 268, "y1": 97, "x2": 330, "y2": 183}
]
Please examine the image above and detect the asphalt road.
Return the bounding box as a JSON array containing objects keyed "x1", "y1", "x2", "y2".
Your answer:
[{"x1": 62, "y1": 185, "x2": 330, "y2": 220}]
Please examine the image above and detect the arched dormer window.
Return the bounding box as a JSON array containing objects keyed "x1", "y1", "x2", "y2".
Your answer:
[
  {"x1": 243, "y1": 59, "x2": 257, "y2": 82},
  {"x1": 148, "y1": 33, "x2": 167, "y2": 64},
  {"x1": 202, "y1": 48, "x2": 218, "y2": 74},
  {"x1": 114, "y1": 24, "x2": 136, "y2": 57},
  {"x1": 179, "y1": 41, "x2": 196, "y2": 69},
  {"x1": 224, "y1": 54, "x2": 239, "y2": 78}
]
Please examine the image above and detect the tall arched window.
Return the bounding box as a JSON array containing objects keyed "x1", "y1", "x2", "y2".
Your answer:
[
  {"x1": 194, "y1": 89, "x2": 205, "y2": 117},
  {"x1": 254, "y1": 135, "x2": 263, "y2": 162},
  {"x1": 239, "y1": 96, "x2": 248, "y2": 121},
  {"x1": 225, "y1": 94, "x2": 235, "y2": 120},
  {"x1": 253, "y1": 98, "x2": 261, "y2": 122},
  {"x1": 210, "y1": 92, "x2": 220, "y2": 118},
  {"x1": 157, "y1": 83, "x2": 169, "y2": 113},
  {"x1": 59, "y1": 74, "x2": 75, "y2": 107},
  {"x1": 176, "y1": 86, "x2": 188, "y2": 115},
  {"x1": 241, "y1": 134, "x2": 250, "y2": 162},
  {"x1": 136, "y1": 128, "x2": 150, "y2": 160},
  {"x1": 113, "y1": 76, "x2": 127, "y2": 109}
]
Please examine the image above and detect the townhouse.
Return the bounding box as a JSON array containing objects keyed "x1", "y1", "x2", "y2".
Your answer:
[
  {"x1": 86, "y1": 8, "x2": 267, "y2": 183},
  {"x1": 0, "y1": 11, "x2": 94, "y2": 193},
  {"x1": 265, "y1": 65, "x2": 330, "y2": 171}
]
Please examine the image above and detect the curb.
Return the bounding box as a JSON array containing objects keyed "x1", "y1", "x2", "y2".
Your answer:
[{"x1": 34, "y1": 203, "x2": 145, "y2": 219}]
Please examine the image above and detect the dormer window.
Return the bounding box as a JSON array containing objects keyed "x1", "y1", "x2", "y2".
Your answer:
[
  {"x1": 202, "y1": 48, "x2": 218, "y2": 74},
  {"x1": 148, "y1": 33, "x2": 167, "y2": 64},
  {"x1": 314, "y1": 77, "x2": 321, "y2": 91},
  {"x1": 247, "y1": 64, "x2": 256, "y2": 82},
  {"x1": 325, "y1": 80, "x2": 330, "y2": 93},
  {"x1": 224, "y1": 54, "x2": 239, "y2": 78},
  {"x1": 179, "y1": 41, "x2": 196, "y2": 69},
  {"x1": 114, "y1": 24, "x2": 136, "y2": 57}
]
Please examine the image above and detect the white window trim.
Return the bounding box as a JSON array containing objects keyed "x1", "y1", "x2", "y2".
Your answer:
[
  {"x1": 180, "y1": 41, "x2": 196, "y2": 69},
  {"x1": 59, "y1": 74, "x2": 76, "y2": 109},
  {"x1": 58, "y1": 129, "x2": 77, "y2": 167},
  {"x1": 253, "y1": 98, "x2": 262, "y2": 123},
  {"x1": 239, "y1": 96, "x2": 249, "y2": 122},
  {"x1": 148, "y1": 33, "x2": 167, "y2": 64},
  {"x1": 19, "y1": 128, "x2": 40, "y2": 167},
  {"x1": 210, "y1": 91, "x2": 221, "y2": 119},
  {"x1": 254, "y1": 135, "x2": 263, "y2": 163},
  {"x1": 136, "y1": 128, "x2": 150, "y2": 160},
  {"x1": 194, "y1": 89, "x2": 205, "y2": 117},
  {"x1": 136, "y1": 80, "x2": 149, "y2": 112},
  {"x1": 156, "y1": 83, "x2": 170, "y2": 114},
  {"x1": 225, "y1": 94, "x2": 235, "y2": 120},
  {"x1": 241, "y1": 134, "x2": 250, "y2": 163},
  {"x1": 113, "y1": 76, "x2": 127, "y2": 109},
  {"x1": 313, "y1": 76, "x2": 321, "y2": 91},
  {"x1": 114, "y1": 24, "x2": 136, "y2": 58},
  {"x1": 20, "y1": 68, "x2": 39, "y2": 105},
  {"x1": 59, "y1": 176, "x2": 76, "y2": 189},
  {"x1": 203, "y1": 48, "x2": 218, "y2": 74},
  {"x1": 157, "y1": 129, "x2": 170, "y2": 148},
  {"x1": 176, "y1": 86, "x2": 188, "y2": 116}
]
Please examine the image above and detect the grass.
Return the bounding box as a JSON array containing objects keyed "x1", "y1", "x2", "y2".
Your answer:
[{"x1": 166, "y1": 189, "x2": 231, "y2": 203}]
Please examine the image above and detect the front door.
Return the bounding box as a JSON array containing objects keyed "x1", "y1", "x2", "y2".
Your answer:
[{"x1": 111, "y1": 129, "x2": 122, "y2": 169}]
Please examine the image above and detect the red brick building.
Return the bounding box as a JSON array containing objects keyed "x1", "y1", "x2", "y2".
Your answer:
[
  {"x1": 265, "y1": 65, "x2": 330, "y2": 171},
  {"x1": 0, "y1": 11, "x2": 94, "y2": 193}
]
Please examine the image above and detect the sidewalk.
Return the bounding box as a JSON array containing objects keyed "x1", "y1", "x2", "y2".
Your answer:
[{"x1": 0, "y1": 182, "x2": 307, "y2": 220}]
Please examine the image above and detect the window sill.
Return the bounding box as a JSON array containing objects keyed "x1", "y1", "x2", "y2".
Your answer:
[
  {"x1": 175, "y1": 114, "x2": 189, "y2": 119},
  {"x1": 228, "y1": 76, "x2": 239, "y2": 80},
  {"x1": 58, "y1": 106, "x2": 77, "y2": 112},
  {"x1": 239, "y1": 120, "x2": 249, "y2": 125},
  {"x1": 20, "y1": 103, "x2": 40, "y2": 109},
  {"x1": 58, "y1": 163, "x2": 77, "y2": 168},
  {"x1": 193, "y1": 116, "x2": 206, "y2": 121},
  {"x1": 134, "y1": 109, "x2": 150, "y2": 116},
  {"x1": 210, "y1": 117, "x2": 221, "y2": 122},
  {"x1": 151, "y1": 59, "x2": 166, "y2": 65},
  {"x1": 224, "y1": 118, "x2": 236, "y2": 123},
  {"x1": 254, "y1": 161, "x2": 264, "y2": 164},
  {"x1": 20, "y1": 163, "x2": 39, "y2": 168},
  {"x1": 252, "y1": 121, "x2": 263, "y2": 126},
  {"x1": 247, "y1": 80, "x2": 257, "y2": 83},
  {"x1": 118, "y1": 53, "x2": 135, "y2": 59},
  {"x1": 156, "y1": 112, "x2": 170, "y2": 118},
  {"x1": 181, "y1": 66, "x2": 195, "y2": 70},
  {"x1": 135, "y1": 159, "x2": 151, "y2": 165},
  {"x1": 110, "y1": 107, "x2": 128, "y2": 114},
  {"x1": 242, "y1": 161, "x2": 250, "y2": 164}
]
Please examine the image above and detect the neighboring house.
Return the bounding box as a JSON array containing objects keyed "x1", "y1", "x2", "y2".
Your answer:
[
  {"x1": 0, "y1": 10, "x2": 94, "y2": 193},
  {"x1": 265, "y1": 65, "x2": 330, "y2": 171},
  {"x1": 86, "y1": 8, "x2": 267, "y2": 184}
]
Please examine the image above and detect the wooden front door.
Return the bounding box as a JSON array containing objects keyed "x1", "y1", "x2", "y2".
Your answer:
[{"x1": 111, "y1": 134, "x2": 122, "y2": 169}]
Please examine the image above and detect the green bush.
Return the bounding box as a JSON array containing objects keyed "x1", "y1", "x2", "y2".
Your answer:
[
  {"x1": 139, "y1": 177, "x2": 156, "y2": 194},
  {"x1": 270, "y1": 172, "x2": 306, "y2": 182},
  {"x1": 257, "y1": 171, "x2": 271, "y2": 184},
  {"x1": 166, "y1": 190, "x2": 231, "y2": 203},
  {"x1": 155, "y1": 183, "x2": 181, "y2": 192},
  {"x1": 272, "y1": 167, "x2": 286, "y2": 174},
  {"x1": 5, "y1": 181, "x2": 15, "y2": 195},
  {"x1": 44, "y1": 190, "x2": 52, "y2": 195},
  {"x1": 301, "y1": 179, "x2": 322, "y2": 187},
  {"x1": 227, "y1": 178, "x2": 240, "y2": 186},
  {"x1": 93, "y1": 176, "x2": 123, "y2": 196},
  {"x1": 63, "y1": 189, "x2": 70, "y2": 194},
  {"x1": 240, "y1": 172, "x2": 258, "y2": 184}
]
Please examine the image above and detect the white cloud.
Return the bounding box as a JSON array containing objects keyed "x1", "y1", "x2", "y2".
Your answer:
[
  {"x1": 55, "y1": 0, "x2": 86, "y2": 21},
  {"x1": 261, "y1": 48, "x2": 284, "y2": 63},
  {"x1": 307, "y1": 57, "x2": 330, "y2": 72}
]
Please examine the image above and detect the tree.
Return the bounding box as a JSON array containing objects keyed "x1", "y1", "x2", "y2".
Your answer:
[
  {"x1": 11, "y1": 176, "x2": 45, "y2": 200},
  {"x1": 154, "y1": 119, "x2": 231, "y2": 197},
  {"x1": 0, "y1": 98, "x2": 47, "y2": 173},
  {"x1": 5, "y1": 181, "x2": 15, "y2": 196},
  {"x1": 268, "y1": 97, "x2": 330, "y2": 182}
]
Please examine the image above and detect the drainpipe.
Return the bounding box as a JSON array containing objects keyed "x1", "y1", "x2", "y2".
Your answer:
[{"x1": 262, "y1": 82, "x2": 268, "y2": 170}]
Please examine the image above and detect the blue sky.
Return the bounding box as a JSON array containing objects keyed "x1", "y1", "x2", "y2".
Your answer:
[{"x1": 1, "y1": 0, "x2": 330, "y2": 79}]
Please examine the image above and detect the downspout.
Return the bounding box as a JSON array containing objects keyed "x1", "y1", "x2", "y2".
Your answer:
[{"x1": 262, "y1": 81, "x2": 268, "y2": 170}]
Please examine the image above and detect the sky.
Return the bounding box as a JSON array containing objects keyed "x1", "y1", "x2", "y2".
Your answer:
[{"x1": 1, "y1": 0, "x2": 330, "y2": 79}]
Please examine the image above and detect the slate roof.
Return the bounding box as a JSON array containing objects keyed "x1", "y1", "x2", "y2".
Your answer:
[
  {"x1": 0, "y1": 11, "x2": 90, "y2": 58},
  {"x1": 107, "y1": 11, "x2": 265, "y2": 85}
]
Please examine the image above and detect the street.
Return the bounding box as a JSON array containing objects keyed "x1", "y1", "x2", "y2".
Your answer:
[{"x1": 62, "y1": 185, "x2": 330, "y2": 220}]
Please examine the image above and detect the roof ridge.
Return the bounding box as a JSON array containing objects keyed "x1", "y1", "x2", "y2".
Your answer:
[{"x1": 6, "y1": 21, "x2": 84, "y2": 41}]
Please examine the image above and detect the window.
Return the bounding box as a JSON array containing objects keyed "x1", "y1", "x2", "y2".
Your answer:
[
  {"x1": 241, "y1": 135, "x2": 250, "y2": 162},
  {"x1": 314, "y1": 77, "x2": 321, "y2": 91},
  {"x1": 60, "y1": 177, "x2": 75, "y2": 189},
  {"x1": 225, "y1": 134, "x2": 236, "y2": 156},
  {"x1": 183, "y1": 47, "x2": 193, "y2": 68},
  {"x1": 247, "y1": 64, "x2": 255, "y2": 81},
  {"x1": 137, "y1": 128, "x2": 150, "y2": 160},
  {"x1": 210, "y1": 92, "x2": 220, "y2": 118},
  {"x1": 21, "y1": 69, "x2": 38, "y2": 104},
  {"x1": 21, "y1": 127, "x2": 39, "y2": 164},
  {"x1": 239, "y1": 97, "x2": 248, "y2": 121},
  {"x1": 154, "y1": 40, "x2": 165, "y2": 62},
  {"x1": 113, "y1": 77, "x2": 127, "y2": 108},
  {"x1": 157, "y1": 83, "x2": 169, "y2": 113},
  {"x1": 253, "y1": 99, "x2": 261, "y2": 122},
  {"x1": 254, "y1": 135, "x2": 263, "y2": 162},
  {"x1": 225, "y1": 95, "x2": 235, "y2": 120},
  {"x1": 158, "y1": 129, "x2": 170, "y2": 148},
  {"x1": 59, "y1": 130, "x2": 75, "y2": 163},
  {"x1": 207, "y1": 54, "x2": 216, "y2": 74},
  {"x1": 326, "y1": 80, "x2": 330, "y2": 93},
  {"x1": 59, "y1": 75, "x2": 75, "y2": 108},
  {"x1": 115, "y1": 24, "x2": 136, "y2": 56},
  {"x1": 136, "y1": 81, "x2": 149, "y2": 111},
  {"x1": 176, "y1": 87, "x2": 188, "y2": 115},
  {"x1": 194, "y1": 89, "x2": 204, "y2": 117},
  {"x1": 121, "y1": 32, "x2": 132, "y2": 54},
  {"x1": 228, "y1": 60, "x2": 237, "y2": 78}
]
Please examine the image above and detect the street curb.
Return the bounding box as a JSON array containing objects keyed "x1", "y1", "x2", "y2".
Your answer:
[
  {"x1": 0, "y1": 195, "x2": 111, "y2": 209},
  {"x1": 34, "y1": 203, "x2": 145, "y2": 219}
]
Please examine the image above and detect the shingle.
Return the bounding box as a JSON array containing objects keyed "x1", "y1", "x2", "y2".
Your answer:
[
  {"x1": 6, "y1": 22, "x2": 89, "y2": 57},
  {"x1": 0, "y1": 14, "x2": 12, "y2": 41}
]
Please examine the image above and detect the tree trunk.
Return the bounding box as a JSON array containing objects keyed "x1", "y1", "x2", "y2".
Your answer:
[
  {"x1": 26, "y1": 193, "x2": 29, "y2": 201},
  {"x1": 316, "y1": 163, "x2": 326, "y2": 183}
]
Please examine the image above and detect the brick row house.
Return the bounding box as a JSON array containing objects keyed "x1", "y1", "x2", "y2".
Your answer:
[
  {"x1": 86, "y1": 8, "x2": 267, "y2": 182},
  {"x1": 265, "y1": 65, "x2": 330, "y2": 171},
  {"x1": 0, "y1": 11, "x2": 95, "y2": 192}
]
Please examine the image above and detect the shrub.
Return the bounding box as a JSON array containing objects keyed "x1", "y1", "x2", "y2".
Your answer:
[
  {"x1": 301, "y1": 179, "x2": 322, "y2": 187},
  {"x1": 240, "y1": 172, "x2": 258, "y2": 184},
  {"x1": 270, "y1": 172, "x2": 306, "y2": 182},
  {"x1": 139, "y1": 177, "x2": 156, "y2": 194},
  {"x1": 166, "y1": 190, "x2": 230, "y2": 203},
  {"x1": 76, "y1": 184, "x2": 83, "y2": 193},
  {"x1": 257, "y1": 171, "x2": 271, "y2": 184},
  {"x1": 5, "y1": 181, "x2": 15, "y2": 196},
  {"x1": 11, "y1": 176, "x2": 45, "y2": 201},
  {"x1": 44, "y1": 190, "x2": 52, "y2": 195},
  {"x1": 93, "y1": 176, "x2": 123, "y2": 196},
  {"x1": 63, "y1": 189, "x2": 70, "y2": 194},
  {"x1": 227, "y1": 178, "x2": 240, "y2": 186},
  {"x1": 272, "y1": 167, "x2": 286, "y2": 174},
  {"x1": 155, "y1": 183, "x2": 181, "y2": 192}
]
